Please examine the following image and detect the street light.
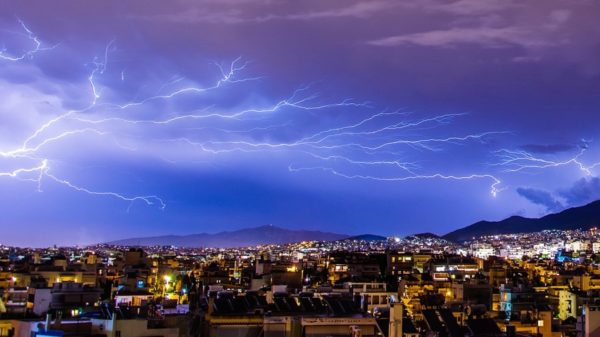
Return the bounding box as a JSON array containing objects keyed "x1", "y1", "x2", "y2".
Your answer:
[{"x1": 163, "y1": 275, "x2": 172, "y2": 298}]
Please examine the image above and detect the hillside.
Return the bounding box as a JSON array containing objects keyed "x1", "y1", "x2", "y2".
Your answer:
[
  {"x1": 444, "y1": 200, "x2": 600, "y2": 242},
  {"x1": 106, "y1": 225, "x2": 348, "y2": 248}
]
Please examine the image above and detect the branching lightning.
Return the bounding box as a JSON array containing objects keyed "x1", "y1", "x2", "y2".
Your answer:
[
  {"x1": 88, "y1": 39, "x2": 115, "y2": 106},
  {"x1": 288, "y1": 165, "x2": 503, "y2": 197},
  {"x1": 493, "y1": 145, "x2": 600, "y2": 176},
  {"x1": 0, "y1": 19, "x2": 55, "y2": 61},
  {"x1": 0, "y1": 20, "x2": 517, "y2": 211},
  {"x1": 0, "y1": 26, "x2": 165, "y2": 210}
]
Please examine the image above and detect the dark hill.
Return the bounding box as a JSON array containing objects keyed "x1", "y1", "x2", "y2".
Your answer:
[
  {"x1": 106, "y1": 225, "x2": 347, "y2": 248},
  {"x1": 344, "y1": 234, "x2": 387, "y2": 241},
  {"x1": 412, "y1": 232, "x2": 440, "y2": 239},
  {"x1": 444, "y1": 200, "x2": 600, "y2": 242}
]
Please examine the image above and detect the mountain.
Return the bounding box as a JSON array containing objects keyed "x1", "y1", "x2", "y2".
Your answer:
[
  {"x1": 105, "y1": 225, "x2": 348, "y2": 248},
  {"x1": 444, "y1": 200, "x2": 600, "y2": 242},
  {"x1": 411, "y1": 232, "x2": 441, "y2": 239},
  {"x1": 344, "y1": 234, "x2": 387, "y2": 241}
]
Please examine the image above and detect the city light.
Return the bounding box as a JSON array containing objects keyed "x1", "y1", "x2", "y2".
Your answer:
[{"x1": 0, "y1": 2, "x2": 598, "y2": 336}]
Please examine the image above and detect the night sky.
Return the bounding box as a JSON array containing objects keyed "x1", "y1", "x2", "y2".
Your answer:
[{"x1": 1, "y1": 0, "x2": 600, "y2": 246}]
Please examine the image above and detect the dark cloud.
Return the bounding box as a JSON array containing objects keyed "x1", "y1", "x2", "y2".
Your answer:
[
  {"x1": 132, "y1": 1, "x2": 398, "y2": 24},
  {"x1": 369, "y1": 26, "x2": 556, "y2": 49},
  {"x1": 1, "y1": 0, "x2": 600, "y2": 245},
  {"x1": 516, "y1": 187, "x2": 563, "y2": 212},
  {"x1": 559, "y1": 177, "x2": 600, "y2": 206}
]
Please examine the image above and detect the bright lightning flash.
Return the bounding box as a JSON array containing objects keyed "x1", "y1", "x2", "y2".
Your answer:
[{"x1": 0, "y1": 20, "x2": 514, "y2": 210}]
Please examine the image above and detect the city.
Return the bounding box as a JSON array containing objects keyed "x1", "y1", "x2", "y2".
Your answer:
[
  {"x1": 2, "y1": 1, "x2": 600, "y2": 337},
  {"x1": 2, "y1": 226, "x2": 600, "y2": 336}
]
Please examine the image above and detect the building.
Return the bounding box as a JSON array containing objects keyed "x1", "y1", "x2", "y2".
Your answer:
[{"x1": 578, "y1": 304, "x2": 600, "y2": 337}]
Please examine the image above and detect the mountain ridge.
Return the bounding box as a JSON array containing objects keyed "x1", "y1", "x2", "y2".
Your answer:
[
  {"x1": 443, "y1": 199, "x2": 600, "y2": 242},
  {"x1": 105, "y1": 200, "x2": 600, "y2": 247},
  {"x1": 106, "y1": 224, "x2": 348, "y2": 248},
  {"x1": 343, "y1": 234, "x2": 387, "y2": 241}
]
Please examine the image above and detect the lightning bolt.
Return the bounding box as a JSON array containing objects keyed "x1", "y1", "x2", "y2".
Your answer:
[
  {"x1": 0, "y1": 19, "x2": 55, "y2": 61},
  {"x1": 288, "y1": 165, "x2": 503, "y2": 197},
  {"x1": 1, "y1": 20, "x2": 511, "y2": 213},
  {"x1": 1, "y1": 33, "x2": 165, "y2": 210},
  {"x1": 493, "y1": 145, "x2": 600, "y2": 176},
  {"x1": 296, "y1": 112, "x2": 461, "y2": 144},
  {"x1": 88, "y1": 39, "x2": 115, "y2": 106},
  {"x1": 109, "y1": 57, "x2": 262, "y2": 110}
]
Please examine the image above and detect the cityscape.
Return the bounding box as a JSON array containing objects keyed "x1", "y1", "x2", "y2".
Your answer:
[
  {"x1": 2, "y1": 223, "x2": 600, "y2": 337},
  {"x1": 2, "y1": 1, "x2": 600, "y2": 337}
]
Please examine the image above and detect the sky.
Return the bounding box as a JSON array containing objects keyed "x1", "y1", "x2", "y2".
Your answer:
[{"x1": 1, "y1": 0, "x2": 600, "y2": 246}]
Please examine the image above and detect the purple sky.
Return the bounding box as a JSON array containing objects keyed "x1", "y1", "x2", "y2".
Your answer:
[{"x1": 1, "y1": 0, "x2": 600, "y2": 246}]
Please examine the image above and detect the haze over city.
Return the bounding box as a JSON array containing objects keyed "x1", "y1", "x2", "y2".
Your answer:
[{"x1": 1, "y1": 0, "x2": 600, "y2": 246}]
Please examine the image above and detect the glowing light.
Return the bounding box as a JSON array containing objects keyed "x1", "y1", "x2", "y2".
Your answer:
[
  {"x1": 288, "y1": 166, "x2": 503, "y2": 197},
  {"x1": 88, "y1": 40, "x2": 115, "y2": 106},
  {"x1": 493, "y1": 146, "x2": 600, "y2": 176},
  {"x1": 0, "y1": 20, "x2": 515, "y2": 212}
]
